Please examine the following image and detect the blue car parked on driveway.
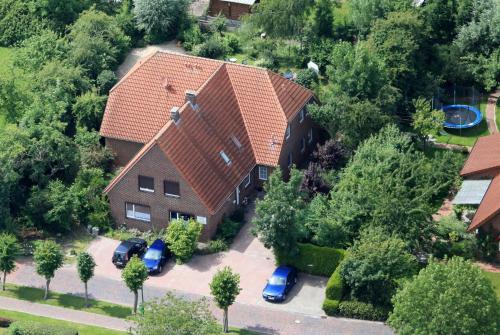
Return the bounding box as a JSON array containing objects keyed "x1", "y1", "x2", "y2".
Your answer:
[
  {"x1": 262, "y1": 266, "x2": 297, "y2": 302},
  {"x1": 142, "y1": 239, "x2": 170, "y2": 274}
]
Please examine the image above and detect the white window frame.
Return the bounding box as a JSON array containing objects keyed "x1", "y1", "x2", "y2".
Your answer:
[
  {"x1": 164, "y1": 180, "x2": 180, "y2": 198},
  {"x1": 299, "y1": 109, "x2": 305, "y2": 123},
  {"x1": 301, "y1": 138, "x2": 306, "y2": 152},
  {"x1": 138, "y1": 176, "x2": 154, "y2": 193},
  {"x1": 170, "y1": 211, "x2": 194, "y2": 222},
  {"x1": 126, "y1": 203, "x2": 151, "y2": 222},
  {"x1": 258, "y1": 166, "x2": 268, "y2": 180},
  {"x1": 308, "y1": 128, "x2": 313, "y2": 143},
  {"x1": 220, "y1": 151, "x2": 232, "y2": 166},
  {"x1": 196, "y1": 216, "x2": 207, "y2": 225},
  {"x1": 243, "y1": 173, "x2": 251, "y2": 188},
  {"x1": 285, "y1": 124, "x2": 291, "y2": 140},
  {"x1": 288, "y1": 152, "x2": 293, "y2": 167}
]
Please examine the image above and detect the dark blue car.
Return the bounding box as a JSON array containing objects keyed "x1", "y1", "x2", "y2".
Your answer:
[
  {"x1": 262, "y1": 266, "x2": 297, "y2": 302},
  {"x1": 141, "y1": 239, "x2": 170, "y2": 274}
]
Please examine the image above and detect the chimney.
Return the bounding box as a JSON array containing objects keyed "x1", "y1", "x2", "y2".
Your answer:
[
  {"x1": 170, "y1": 106, "x2": 180, "y2": 123},
  {"x1": 185, "y1": 90, "x2": 197, "y2": 105}
]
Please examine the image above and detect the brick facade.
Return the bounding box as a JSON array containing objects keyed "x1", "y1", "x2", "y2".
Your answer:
[
  {"x1": 105, "y1": 138, "x2": 143, "y2": 167},
  {"x1": 208, "y1": 0, "x2": 254, "y2": 20}
]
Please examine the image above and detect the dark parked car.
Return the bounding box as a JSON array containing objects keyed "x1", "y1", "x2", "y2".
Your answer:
[
  {"x1": 262, "y1": 266, "x2": 297, "y2": 302},
  {"x1": 142, "y1": 239, "x2": 170, "y2": 274},
  {"x1": 112, "y1": 238, "x2": 147, "y2": 268}
]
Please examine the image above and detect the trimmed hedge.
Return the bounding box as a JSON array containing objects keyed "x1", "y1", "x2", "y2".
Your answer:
[
  {"x1": 322, "y1": 298, "x2": 340, "y2": 316},
  {"x1": 337, "y1": 300, "x2": 390, "y2": 321},
  {"x1": 278, "y1": 243, "x2": 346, "y2": 277},
  {"x1": 8, "y1": 321, "x2": 78, "y2": 335},
  {"x1": 323, "y1": 260, "x2": 345, "y2": 316}
]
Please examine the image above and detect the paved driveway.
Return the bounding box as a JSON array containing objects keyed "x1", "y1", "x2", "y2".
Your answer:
[{"x1": 87, "y1": 208, "x2": 327, "y2": 316}]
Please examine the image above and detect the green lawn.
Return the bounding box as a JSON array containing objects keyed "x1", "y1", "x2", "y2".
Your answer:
[
  {"x1": 0, "y1": 309, "x2": 126, "y2": 335},
  {"x1": 0, "y1": 284, "x2": 132, "y2": 319},
  {"x1": 434, "y1": 101, "x2": 490, "y2": 147},
  {"x1": 483, "y1": 271, "x2": 500, "y2": 301}
]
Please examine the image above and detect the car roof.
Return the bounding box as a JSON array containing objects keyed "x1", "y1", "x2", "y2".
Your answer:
[
  {"x1": 272, "y1": 266, "x2": 294, "y2": 278},
  {"x1": 148, "y1": 239, "x2": 165, "y2": 250}
]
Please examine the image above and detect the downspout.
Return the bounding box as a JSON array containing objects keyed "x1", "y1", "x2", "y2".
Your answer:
[{"x1": 236, "y1": 185, "x2": 240, "y2": 206}]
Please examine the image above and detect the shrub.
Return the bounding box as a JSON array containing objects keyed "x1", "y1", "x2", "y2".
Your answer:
[
  {"x1": 192, "y1": 36, "x2": 228, "y2": 59},
  {"x1": 229, "y1": 208, "x2": 245, "y2": 223},
  {"x1": 8, "y1": 320, "x2": 77, "y2": 335},
  {"x1": 325, "y1": 266, "x2": 343, "y2": 300},
  {"x1": 322, "y1": 298, "x2": 340, "y2": 316},
  {"x1": 225, "y1": 35, "x2": 241, "y2": 54},
  {"x1": 181, "y1": 23, "x2": 204, "y2": 52},
  {"x1": 215, "y1": 218, "x2": 241, "y2": 243},
  {"x1": 165, "y1": 219, "x2": 202, "y2": 264},
  {"x1": 278, "y1": 243, "x2": 346, "y2": 277},
  {"x1": 207, "y1": 239, "x2": 229, "y2": 253},
  {"x1": 337, "y1": 300, "x2": 389, "y2": 321},
  {"x1": 295, "y1": 69, "x2": 318, "y2": 89},
  {"x1": 0, "y1": 317, "x2": 12, "y2": 328}
]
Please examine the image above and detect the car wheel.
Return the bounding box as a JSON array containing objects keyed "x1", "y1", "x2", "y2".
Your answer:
[
  {"x1": 158, "y1": 265, "x2": 162, "y2": 274},
  {"x1": 282, "y1": 294, "x2": 287, "y2": 301}
]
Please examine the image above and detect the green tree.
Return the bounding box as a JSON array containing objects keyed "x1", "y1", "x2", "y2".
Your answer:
[
  {"x1": 307, "y1": 0, "x2": 334, "y2": 37},
  {"x1": 340, "y1": 227, "x2": 417, "y2": 306},
  {"x1": 122, "y1": 255, "x2": 148, "y2": 314},
  {"x1": 133, "y1": 0, "x2": 189, "y2": 42},
  {"x1": 0, "y1": 233, "x2": 20, "y2": 291},
  {"x1": 133, "y1": 293, "x2": 220, "y2": 335},
  {"x1": 68, "y1": 8, "x2": 130, "y2": 79},
  {"x1": 72, "y1": 91, "x2": 107, "y2": 130},
  {"x1": 76, "y1": 252, "x2": 96, "y2": 307},
  {"x1": 412, "y1": 97, "x2": 444, "y2": 150},
  {"x1": 0, "y1": 0, "x2": 44, "y2": 46},
  {"x1": 75, "y1": 128, "x2": 114, "y2": 172},
  {"x1": 165, "y1": 219, "x2": 202, "y2": 264},
  {"x1": 389, "y1": 257, "x2": 499, "y2": 335},
  {"x1": 252, "y1": 168, "x2": 305, "y2": 258},
  {"x1": 33, "y1": 240, "x2": 64, "y2": 300},
  {"x1": 248, "y1": 0, "x2": 314, "y2": 39},
  {"x1": 209, "y1": 266, "x2": 241, "y2": 333}
]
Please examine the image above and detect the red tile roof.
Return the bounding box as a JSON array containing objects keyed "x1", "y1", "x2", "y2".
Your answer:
[
  {"x1": 468, "y1": 175, "x2": 500, "y2": 231},
  {"x1": 102, "y1": 52, "x2": 313, "y2": 213},
  {"x1": 460, "y1": 134, "x2": 500, "y2": 176}
]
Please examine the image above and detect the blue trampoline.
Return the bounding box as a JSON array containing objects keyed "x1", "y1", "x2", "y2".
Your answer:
[{"x1": 442, "y1": 104, "x2": 482, "y2": 129}]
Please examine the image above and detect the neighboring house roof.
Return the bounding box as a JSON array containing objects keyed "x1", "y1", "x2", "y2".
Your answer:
[
  {"x1": 460, "y1": 134, "x2": 500, "y2": 176},
  {"x1": 468, "y1": 176, "x2": 500, "y2": 231},
  {"x1": 103, "y1": 51, "x2": 313, "y2": 214}
]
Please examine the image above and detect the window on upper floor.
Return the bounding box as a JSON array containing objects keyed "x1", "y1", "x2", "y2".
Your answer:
[
  {"x1": 164, "y1": 180, "x2": 180, "y2": 198},
  {"x1": 138, "y1": 175, "x2": 154, "y2": 193},
  {"x1": 258, "y1": 166, "x2": 268, "y2": 180},
  {"x1": 126, "y1": 203, "x2": 151, "y2": 222},
  {"x1": 285, "y1": 124, "x2": 291, "y2": 140}
]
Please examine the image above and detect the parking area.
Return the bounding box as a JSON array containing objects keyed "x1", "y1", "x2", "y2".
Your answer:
[{"x1": 87, "y1": 213, "x2": 327, "y2": 316}]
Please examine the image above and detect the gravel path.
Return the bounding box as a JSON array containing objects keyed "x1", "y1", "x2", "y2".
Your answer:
[
  {"x1": 486, "y1": 90, "x2": 500, "y2": 134},
  {"x1": 0, "y1": 296, "x2": 132, "y2": 332}
]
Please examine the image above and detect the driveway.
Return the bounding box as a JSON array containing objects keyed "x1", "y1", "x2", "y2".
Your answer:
[{"x1": 87, "y1": 205, "x2": 327, "y2": 316}]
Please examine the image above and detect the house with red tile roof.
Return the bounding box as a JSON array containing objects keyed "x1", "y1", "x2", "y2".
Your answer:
[
  {"x1": 453, "y1": 134, "x2": 500, "y2": 260},
  {"x1": 100, "y1": 51, "x2": 318, "y2": 239}
]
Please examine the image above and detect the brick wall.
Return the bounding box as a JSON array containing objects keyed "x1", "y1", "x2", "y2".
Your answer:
[
  {"x1": 105, "y1": 138, "x2": 144, "y2": 167},
  {"x1": 208, "y1": 0, "x2": 252, "y2": 20}
]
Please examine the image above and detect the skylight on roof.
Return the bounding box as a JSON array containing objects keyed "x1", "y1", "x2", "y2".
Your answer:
[
  {"x1": 220, "y1": 151, "x2": 232, "y2": 166},
  {"x1": 230, "y1": 135, "x2": 242, "y2": 150}
]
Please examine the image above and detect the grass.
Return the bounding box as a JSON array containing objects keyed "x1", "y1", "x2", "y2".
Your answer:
[
  {"x1": 483, "y1": 271, "x2": 500, "y2": 301},
  {"x1": 0, "y1": 284, "x2": 132, "y2": 319},
  {"x1": 0, "y1": 309, "x2": 126, "y2": 335},
  {"x1": 435, "y1": 100, "x2": 490, "y2": 147},
  {"x1": 495, "y1": 99, "x2": 500, "y2": 131}
]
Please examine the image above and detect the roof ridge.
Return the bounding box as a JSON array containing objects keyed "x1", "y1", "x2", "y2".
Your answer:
[{"x1": 266, "y1": 70, "x2": 288, "y2": 126}]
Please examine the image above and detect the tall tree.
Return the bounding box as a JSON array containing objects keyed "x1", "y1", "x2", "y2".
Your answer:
[
  {"x1": 76, "y1": 252, "x2": 96, "y2": 307},
  {"x1": 122, "y1": 255, "x2": 148, "y2": 313},
  {"x1": 209, "y1": 267, "x2": 241, "y2": 333},
  {"x1": 0, "y1": 233, "x2": 20, "y2": 291},
  {"x1": 133, "y1": 293, "x2": 220, "y2": 335},
  {"x1": 389, "y1": 257, "x2": 499, "y2": 335},
  {"x1": 252, "y1": 168, "x2": 305, "y2": 258},
  {"x1": 33, "y1": 240, "x2": 64, "y2": 300},
  {"x1": 412, "y1": 97, "x2": 444, "y2": 151}
]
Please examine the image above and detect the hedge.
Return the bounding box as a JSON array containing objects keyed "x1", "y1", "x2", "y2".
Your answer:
[
  {"x1": 8, "y1": 321, "x2": 78, "y2": 335},
  {"x1": 322, "y1": 298, "x2": 340, "y2": 316},
  {"x1": 278, "y1": 243, "x2": 346, "y2": 277},
  {"x1": 337, "y1": 300, "x2": 390, "y2": 321},
  {"x1": 323, "y1": 260, "x2": 345, "y2": 316}
]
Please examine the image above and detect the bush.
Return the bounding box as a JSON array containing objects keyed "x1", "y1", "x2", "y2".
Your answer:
[
  {"x1": 295, "y1": 69, "x2": 318, "y2": 89},
  {"x1": 322, "y1": 298, "x2": 340, "y2": 316},
  {"x1": 8, "y1": 321, "x2": 77, "y2": 335},
  {"x1": 180, "y1": 23, "x2": 204, "y2": 52},
  {"x1": 207, "y1": 239, "x2": 229, "y2": 253},
  {"x1": 165, "y1": 219, "x2": 202, "y2": 264},
  {"x1": 192, "y1": 36, "x2": 228, "y2": 59},
  {"x1": 337, "y1": 300, "x2": 389, "y2": 321},
  {"x1": 215, "y1": 217, "x2": 242, "y2": 243},
  {"x1": 325, "y1": 266, "x2": 343, "y2": 300},
  {"x1": 225, "y1": 35, "x2": 241, "y2": 54},
  {"x1": 0, "y1": 317, "x2": 12, "y2": 328},
  {"x1": 278, "y1": 243, "x2": 346, "y2": 277}
]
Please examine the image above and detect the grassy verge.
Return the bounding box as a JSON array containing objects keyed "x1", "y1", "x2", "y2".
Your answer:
[
  {"x1": 435, "y1": 101, "x2": 490, "y2": 147},
  {"x1": 483, "y1": 271, "x2": 500, "y2": 301},
  {"x1": 0, "y1": 309, "x2": 126, "y2": 335},
  {"x1": 0, "y1": 284, "x2": 132, "y2": 319},
  {"x1": 58, "y1": 229, "x2": 94, "y2": 264}
]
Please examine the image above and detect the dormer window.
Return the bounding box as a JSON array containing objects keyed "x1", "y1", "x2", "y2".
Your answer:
[
  {"x1": 285, "y1": 124, "x2": 291, "y2": 140},
  {"x1": 299, "y1": 109, "x2": 305, "y2": 123},
  {"x1": 220, "y1": 151, "x2": 232, "y2": 166}
]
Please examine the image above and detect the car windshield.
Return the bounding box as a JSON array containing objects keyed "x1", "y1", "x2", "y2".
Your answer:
[
  {"x1": 269, "y1": 276, "x2": 286, "y2": 286},
  {"x1": 144, "y1": 248, "x2": 162, "y2": 260}
]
